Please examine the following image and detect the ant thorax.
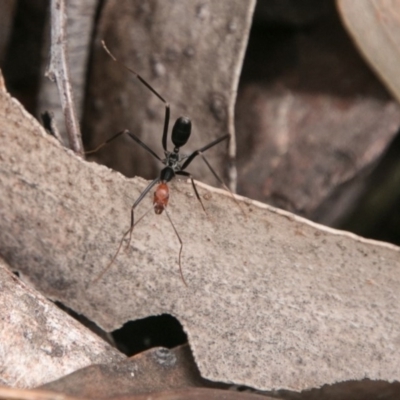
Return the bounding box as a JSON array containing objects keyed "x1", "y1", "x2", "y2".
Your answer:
[{"x1": 164, "y1": 149, "x2": 186, "y2": 172}]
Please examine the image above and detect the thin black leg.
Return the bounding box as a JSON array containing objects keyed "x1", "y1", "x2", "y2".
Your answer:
[
  {"x1": 126, "y1": 131, "x2": 162, "y2": 162},
  {"x1": 85, "y1": 129, "x2": 162, "y2": 162},
  {"x1": 180, "y1": 134, "x2": 229, "y2": 170},
  {"x1": 198, "y1": 152, "x2": 246, "y2": 216},
  {"x1": 102, "y1": 41, "x2": 171, "y2": 153},
  {"x1": 92, "y1": 227, "x2": 131, "y2": 284},
  {"x1": 92, "y1": 207, "x2": 152, "y2": 284},
  {"x1": 165, "y1": 209, "x2": 187, "y2": 286},
  {"x1": 197, "y1": 153, "x2": 226, "y2": 188},
  {"x1": 162, "y1": 105, "x2": 170, "y2": 153},
  {"x1": 96, "y1": 177, "x2": 159, "y2": 285},
  {"x1": 176, "y1": 170, "x2": 206, "y2": 214},
  {"x1": 85, "y1": 130, "x2": 127, "y2": 155},
  {"x1": 126, "y1": 178, "x2": 160, "y2": 246},
  {"x1": 183, "y1": 141, "x2": 246, "y2": 216}
]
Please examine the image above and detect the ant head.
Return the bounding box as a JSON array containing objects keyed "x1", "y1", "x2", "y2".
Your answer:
[{"x1": 171, "y1": 116, "x2": 191, "y2": 149}]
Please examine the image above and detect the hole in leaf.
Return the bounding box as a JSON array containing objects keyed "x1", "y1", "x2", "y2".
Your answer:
[{"x1": 112, "y1": 313, "x2": 187, "y2": 356}]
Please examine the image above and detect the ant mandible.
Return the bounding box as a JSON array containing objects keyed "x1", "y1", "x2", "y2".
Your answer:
[{"x1": 88, "y1": 42, "x2": 231, "y2": 286}]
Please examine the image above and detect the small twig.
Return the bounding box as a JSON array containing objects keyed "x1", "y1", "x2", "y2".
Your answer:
[
  {"x1": 46, "y1": 0, "x2": 83, "y2": 156},
  {"x1": 227, "y1": 99, "x2": 238, "y2": 193}
]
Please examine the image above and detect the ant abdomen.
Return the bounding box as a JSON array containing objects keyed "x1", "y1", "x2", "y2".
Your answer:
[{"x1": 154, "y1": 183, "x2": 169, "y2": 215}]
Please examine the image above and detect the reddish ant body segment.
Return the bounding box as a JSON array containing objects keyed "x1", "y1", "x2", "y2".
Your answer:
[
  {"x1": 154, "y1": 182, "x2": 169, "y2": 214},
  {"x1": 90, "y1": 42, "x2": 232, "y2": 286}
]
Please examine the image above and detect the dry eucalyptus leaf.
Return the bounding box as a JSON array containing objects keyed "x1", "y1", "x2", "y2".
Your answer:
[
  {"x1": 41, "y1": 346, "x2": 200, "y2": 396},
  {"x1": 0, "y1": 386, "x2": 273, "y2": 400},
  {"x1": 0, "y1": 259, "x2": 123, "y2": 388},
  {"x1": 39, "y1": 345, "x2": 400, "y2": 399},
  {"x1": 337, "y1": 0, "x2": 400, "y2": 103},
  {"x1": 235, "y1": 11, "x2": 400, "y2": 223},
  {"x1": 41, "y1": 345, "x2": 234, "y2": 398},
  {"x1": 0, "y1": 79, "x2": 400, "y2": 391},
  {"x1": 0, "y1": 386, "x2": 86, "y2": 400},
  {"x1": 84, "y1": 0, "x2": 256, "y2": 185}
]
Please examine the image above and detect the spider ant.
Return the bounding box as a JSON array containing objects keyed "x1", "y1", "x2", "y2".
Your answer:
[{"x1": 88, "y1": 41, "x2": 232, "y2": 286}]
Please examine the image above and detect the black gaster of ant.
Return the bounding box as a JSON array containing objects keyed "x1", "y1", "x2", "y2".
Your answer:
[{"x1": 88, "y1": 41, "x2": 231, "y2": 286}]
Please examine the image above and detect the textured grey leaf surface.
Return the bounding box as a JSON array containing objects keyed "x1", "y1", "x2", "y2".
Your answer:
[
  {"x1": 0, "y1": 259, "x2": 123, "y2": 388},
  {"x1": 0, "y1": 87, "x2": 400, "y2": 391}
]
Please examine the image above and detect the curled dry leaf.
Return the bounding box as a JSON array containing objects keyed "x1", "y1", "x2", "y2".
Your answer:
[
  {"x1": 0, "y1": 258, "x2": 123, "y2": 388},
  {"x1": 41, "y1": 345, "x2": 257, "y2": 398},
  {"x1": 337, "y1": 0, "x2": 400, "y2": 103}
]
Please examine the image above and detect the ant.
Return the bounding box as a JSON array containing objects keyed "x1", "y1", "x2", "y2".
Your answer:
[{"x1": 88, "y1": 41, "x2": 231, "y2": 286}]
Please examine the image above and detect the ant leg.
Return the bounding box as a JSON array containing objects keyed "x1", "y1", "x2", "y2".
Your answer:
[
  {"x1": 92, "y1": 207, "x2": 152, "y2": 284},
  {"x1": 161, "y1": 102, "x2": 170, "y2": 153},
  {"x1": 199, "y1": 152, "x2": 246, "y2": 215},
  {"x1": 176, "y1": 170, "x2": 206, "y2": 214},
  {"x1": 92, "y1": 226, "x2": 130, "y2": 284},
  {"x1": 180, "y1": 134, "x2": 229, "y2": 170},
  {"x1": 179, "y1": 132, "x2": 230, "y2": 199},
  {"x1": 197, "y1": 153, "x2": 226, "y2": 188},
  {"x1": 126, "y1": 178, "x2": 160, "y2": 247},
  {"x1": 198, "y1": 152, "x2": 246, "y2": 216},
  {"x1": 93, "y1": 177, "x2": 158, "y2": 284},
  {"x1": 125, "y1": 131, "x2": 162, "y2": 162},
  {"x1": 101, "y1": 41, "x2": 170, "y2": 152},
  {"x1": 85, "y1": 129, "x2": 162, "y2": 162},
  {"x1": 85, "y1": 130, "x2": 126, "y2": 155},
  {"x1": 181, "y1": 134, "x2": 245, "y2": 216},
  {"x1": 164, "y1": 209, "x2": 187, "y2": 286}
]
